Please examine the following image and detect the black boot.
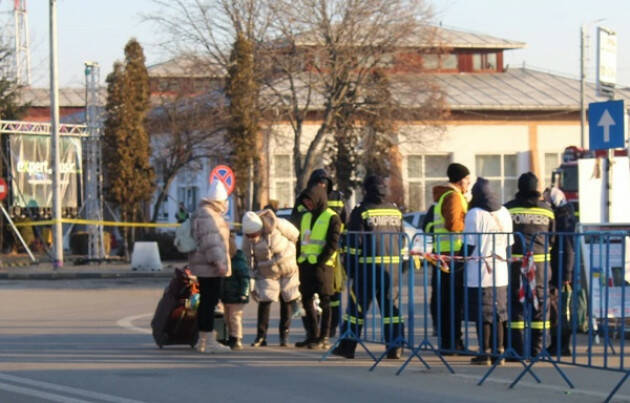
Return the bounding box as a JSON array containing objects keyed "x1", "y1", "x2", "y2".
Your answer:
[
  {"x1": 229, "y1": 336, "x2": 243, "y2": 350},
  {"x1": 332, "y1": 339, "x2": 356, "y2": 359},
  {"x1": 386, "y1": 346, "x2": 402, "y2": 359},
  {"x1": 296, "y1": 297, "x2": 318, "y2": 347}
]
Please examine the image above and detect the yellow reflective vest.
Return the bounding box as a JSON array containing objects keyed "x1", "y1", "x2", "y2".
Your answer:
[
  {"x1": 432, "y1": 189, "x2": 468, "y2": 253},
  {"x1": 298, "y1": 208, "x2": 337, "y2": 266}
]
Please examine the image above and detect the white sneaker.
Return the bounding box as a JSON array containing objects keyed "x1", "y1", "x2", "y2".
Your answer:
[
  {"x1": 205, "y1": 332, "x2": 231, "y2": 353},
  {"x1": 196, "y1": 331, "x2": 209, "y2": 353}
]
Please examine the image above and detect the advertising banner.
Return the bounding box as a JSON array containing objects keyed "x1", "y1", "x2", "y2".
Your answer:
[{"x1": 9, "y1": 134, "x2": 82, "y2": 208}]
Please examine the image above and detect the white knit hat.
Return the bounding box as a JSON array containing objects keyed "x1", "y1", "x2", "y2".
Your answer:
[
  {"x1": 207, "y1": 180, "x2": 228, "y2": 201},
  {"x1": 242, "y1": 211, "x2": 263, "y2": 234}
]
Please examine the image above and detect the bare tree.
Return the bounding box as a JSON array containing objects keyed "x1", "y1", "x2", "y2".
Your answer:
[
  {"x1": 147, "y1": 89, "x2": 230, "y2": 222},
  {"x1": 147, "y1": 0, "x2": 448, "y2": 199},
  {"x1": 146, "y1": 0, "x2": 273, "y2": 206},
  {"x1": 262, "y1": 0, "x2": 445, "y2": 192}
]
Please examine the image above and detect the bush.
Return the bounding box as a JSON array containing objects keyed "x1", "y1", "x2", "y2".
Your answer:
[{"x1": 139, "y1": 231, "x2": 187, "y2": 261}]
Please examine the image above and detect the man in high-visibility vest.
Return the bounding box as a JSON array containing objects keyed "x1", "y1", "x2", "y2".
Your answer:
[
  {"x1": 431, "y1": 163, "x2": 471, "y2": 352},
  {"x1": 295, "y1": 184, "x2": 342, "y2": 349},
  {"x1": 333, "y1": 175, "x2": 405, "y2": 359},
  {"x1": 505, "y1": 172, "x2": 555, "y2": 358},
  {"x1": 291, "y1": 169, "x2": 348, "y2": 338}
]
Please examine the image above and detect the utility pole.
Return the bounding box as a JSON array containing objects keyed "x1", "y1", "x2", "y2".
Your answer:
[
  {"x1": 49, "y1": 0, "x2": 63, "y2": 268},
  {"x1": 580, "y1": 24, "x2": 586, "y2": 149}
]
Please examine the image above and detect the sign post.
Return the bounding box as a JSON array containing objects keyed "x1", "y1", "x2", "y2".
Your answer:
[{"x1": 589, "y1": 100, "x2": 626, "y2": 223}]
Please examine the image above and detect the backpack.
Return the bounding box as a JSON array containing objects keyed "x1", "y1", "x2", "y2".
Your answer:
[{"x1": 174, "y1": 217, "x2": 197, "y2": 253}]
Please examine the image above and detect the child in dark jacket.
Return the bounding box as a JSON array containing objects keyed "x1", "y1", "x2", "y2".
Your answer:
[{"x1": 221, "y1": 235, "x2": 251, "y2": 350}]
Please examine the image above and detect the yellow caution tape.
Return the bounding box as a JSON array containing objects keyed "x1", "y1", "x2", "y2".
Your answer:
[
  {"x1": 14, "y1": 218, "x2": 180, "y2": 228},
  {"x1": 14, "y1": 218, "x2": 244, "y2": 229}
]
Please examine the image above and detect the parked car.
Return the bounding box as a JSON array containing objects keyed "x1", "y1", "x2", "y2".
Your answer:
[
  {"x1": 403, "y1": 211, "x2": 426, "y2": 229},
  {"x1": 275, "y1": 208, "x2": 293, "y2": 221}
]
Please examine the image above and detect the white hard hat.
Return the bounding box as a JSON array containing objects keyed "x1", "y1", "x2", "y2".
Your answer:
[
  {"x1": 207, "y1": 180, "x2": 228, "y2": 201},
  {"x1": 242, "y1": 211, "x2": 263, "y2": 234}
]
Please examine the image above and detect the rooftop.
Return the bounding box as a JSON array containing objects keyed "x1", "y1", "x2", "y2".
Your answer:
[
  {"x1": 290, "y1": 24, "x2": 526, "y2": 50},
  {"x1": 18, "y1": 87, "x2": 93, "y2": 108},
  {"x1": 427, "y1": 68, "x2": 630, "y2": 111}
]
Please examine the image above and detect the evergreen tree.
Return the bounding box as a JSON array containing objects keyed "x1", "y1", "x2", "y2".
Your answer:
[
  {"x1": 225, "y1": 33, "x2": 260, "y2": 213},
  {"x1": 362, "y1": 70, "x2": 395, "y2": 179},
  {"x1": 103, "y1": 39, "x2": 155, "y2": 258}
]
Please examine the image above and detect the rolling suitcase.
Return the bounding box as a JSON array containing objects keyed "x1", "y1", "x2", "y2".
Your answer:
[{"x1": 151, "y1": 267, "x2": 200, "y2": 348}]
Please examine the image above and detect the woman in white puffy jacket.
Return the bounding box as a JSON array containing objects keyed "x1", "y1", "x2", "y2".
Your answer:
[{"x1": 242, "y1": 209, "x2": 302, "y2": 347}]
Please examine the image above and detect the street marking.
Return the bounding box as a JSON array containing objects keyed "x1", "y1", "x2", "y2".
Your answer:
[
  {"x1": 454, "y1": 372, "x2": 630, "y2": 401},
  {"x1": 0, "y1": 381, "x2": 89, "y2": 403},
  {"x1": 117, "y1": 313, "x2": 153, "y2": 335},
  {"x1": 0, "y1": 372, "x2": 147, "y2": 402}
]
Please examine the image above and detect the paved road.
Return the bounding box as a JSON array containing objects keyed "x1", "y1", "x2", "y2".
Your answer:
[{"x1": 1, "y1": 278, "x2": 630, "y2": 402}]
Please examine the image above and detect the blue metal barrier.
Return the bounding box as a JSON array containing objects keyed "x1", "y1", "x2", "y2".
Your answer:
[
  {"x1": 322, "y1": 231, "x2": 412, "y2": 371},
  {"x1": 499, "y1": 230, "x2": 630, "y2": 402},
  {"x1": 320, "y1": 228, "x2": 630, "y2": 402}
]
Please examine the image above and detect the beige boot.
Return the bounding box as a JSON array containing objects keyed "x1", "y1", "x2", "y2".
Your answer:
[
  {"x1": 196, "y1": 331, "x2": 210, "y2": 353},
  {"x1": 205, "y1": 331, "x2": 231, "y2": 353}
]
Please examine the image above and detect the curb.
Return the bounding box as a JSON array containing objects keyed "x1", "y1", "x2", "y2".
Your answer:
[{"x1": 0, "y1": 271, "x2": 173, "y2": 280}]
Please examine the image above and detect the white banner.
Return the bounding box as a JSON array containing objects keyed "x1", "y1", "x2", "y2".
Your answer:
[{"x1": 9, "y1": 134, "x2": 82, "y2": 208}]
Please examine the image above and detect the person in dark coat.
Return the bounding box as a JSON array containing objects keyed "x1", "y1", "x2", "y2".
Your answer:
[
  {"x1": 294, "y1": 185, "x2": 342, "y2": 349},
  {"x1": 505, "y1": 172, "x2": 555, "y2": 358},
  {"x1": 220, "y1": 235, "x2": 251, "y2": 350},
  {"x1": 544, "y1": 187, "x2": 576, "y2": 357},
  {"x1": 333, "y1": 175, "x2": 405, "y2": 359}
]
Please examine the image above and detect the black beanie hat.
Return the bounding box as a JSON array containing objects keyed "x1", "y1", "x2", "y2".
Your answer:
[
  {"x1": 516, "y1": 172, "x2": 540, "y2": 199},
  {"x1": 447, "y1": 163, "x2": 470, "y2": 183}
]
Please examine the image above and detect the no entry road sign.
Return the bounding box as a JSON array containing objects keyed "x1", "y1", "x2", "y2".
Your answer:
[
  {"x1": 0, "y1": 178, "x2": 7, "y2": 201},
  {"x1": 209, "y1": 165, "x2": 235, "y2": 195}
]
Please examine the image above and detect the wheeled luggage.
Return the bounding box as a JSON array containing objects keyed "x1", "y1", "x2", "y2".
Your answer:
[{"x1": 151, "y1": 267, "x2": 200, "y2": 348}]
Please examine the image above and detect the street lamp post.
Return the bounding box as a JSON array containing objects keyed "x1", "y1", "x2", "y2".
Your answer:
[{"x1": 49, "y1": 0, "x2": 63, "y2": 268}]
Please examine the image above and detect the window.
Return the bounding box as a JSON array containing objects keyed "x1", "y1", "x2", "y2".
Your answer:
[
  {"x1": 422, "y1": 54, "x2": 439, "y2": 70},
  {"x1": 473, "y1": 53, "x2": 497, "y2": 71},
  {"x1": 406, "y1": 154, "x2": 450, "y2": 211},
  {"x1": 272, "y1": 155, "x2": 296, "y2": 208},
  {"x1": 178, "y1": 186, "x2": 199, "y2": 213},
  {"x1": 544, "y1": 152, "x2": 560, "y2": 188},
  {"x1": 441, "y1": 54, "x2": 458, "y2": 70},
  {"x1": 422, "y1": 54, "x2": 458, "y2": 70},
  {"x1": 274, "y1": 155, "x2": 292, "y2": 178},
  {"x1": 476, "y1": 154, "x2": 518, "y2": 202},
  {"x1": 156, "y1": 197, "x2": 169, "y2": 221}
]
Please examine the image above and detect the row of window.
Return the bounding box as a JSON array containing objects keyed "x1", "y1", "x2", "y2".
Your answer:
[
  {"x1": 156, "y1": 151, "x2": 562, "y2": 219},
  {"x1": 272, "y1": 152, "x2": 561, "y2": 211}
]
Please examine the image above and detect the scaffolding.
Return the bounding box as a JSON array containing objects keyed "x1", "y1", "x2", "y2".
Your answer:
[
  {"x1": 13, "y1": 0, "x2": 30, "y2": 86},
  {"x1": 84, "y1": 62, "x2": 105, "y2": 260}
]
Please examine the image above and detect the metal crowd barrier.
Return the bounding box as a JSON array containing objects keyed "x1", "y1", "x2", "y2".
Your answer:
[
  {"x1": 322, "y1": 231, "x2": 412, "y2": 370},
  {"x1": 320, "y1": 229, "x2": 630, "y2": 402}
]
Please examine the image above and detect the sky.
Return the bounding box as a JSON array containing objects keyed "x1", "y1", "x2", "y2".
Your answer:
[{"x1": 4, "y1": 0, "x2": 630, "y2": 88}]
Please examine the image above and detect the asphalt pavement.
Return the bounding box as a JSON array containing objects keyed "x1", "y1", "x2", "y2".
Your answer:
[{"x1": 2, "y1": 277, "x2": 630, "y2": 402}]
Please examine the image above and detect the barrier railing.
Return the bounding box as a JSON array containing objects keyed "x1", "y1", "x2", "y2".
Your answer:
[
  {"x1": 323, "y1": 231, "x2": 411, "y2": 370},
  {"x1": 322, "y1": 229, "x2": 630, "y2": 402}
]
